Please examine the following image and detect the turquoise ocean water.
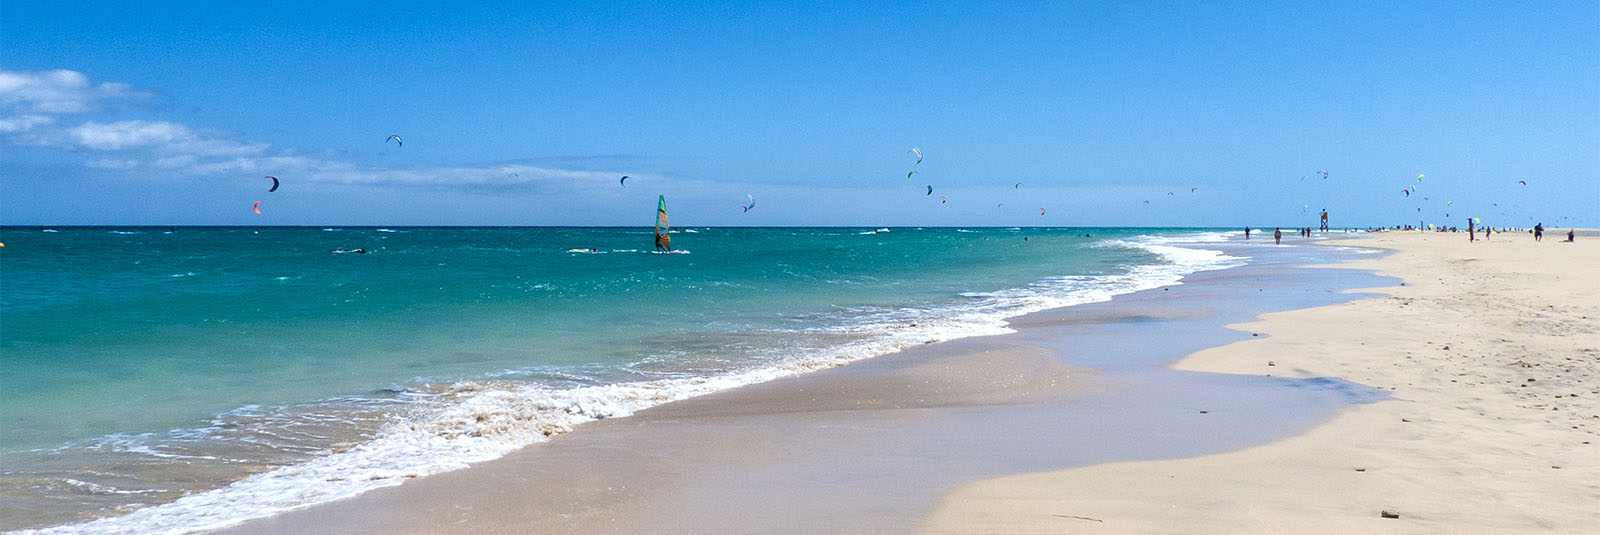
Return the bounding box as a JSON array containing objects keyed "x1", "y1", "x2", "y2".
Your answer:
[{"x1": 0, "y1": 226, "x2": 1241, "y2": 534}]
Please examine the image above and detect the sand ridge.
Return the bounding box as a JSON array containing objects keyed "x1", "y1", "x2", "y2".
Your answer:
[{"x1": 923, "y1": 231, "x2": 1600, "y2": 534}]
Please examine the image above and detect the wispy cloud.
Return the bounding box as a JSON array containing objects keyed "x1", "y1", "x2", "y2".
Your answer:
[
  {"x1": 0, "y1": 114, "x2": 55, "y2": 133},
  {"x1": 2, "y1": 68, "x2": 644, "y2": 194},
  {"x1": 70, "y1": 120, "x2": 188, "y2": 150},
  {"x1": 0, "y1": 69, "x2": 147, "y2": 115},
  {"x1": 68, "y1": 120, "x2": 268, "y2": 156}
]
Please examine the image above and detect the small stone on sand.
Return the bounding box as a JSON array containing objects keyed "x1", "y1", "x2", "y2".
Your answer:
[{"x1": 1381, "y1": 510, "x2": 1400, "y2": 519}]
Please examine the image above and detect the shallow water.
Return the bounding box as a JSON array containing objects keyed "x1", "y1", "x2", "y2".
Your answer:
[{"x1": 1, "y1": 226, "x2": 1244, "y2": 533}]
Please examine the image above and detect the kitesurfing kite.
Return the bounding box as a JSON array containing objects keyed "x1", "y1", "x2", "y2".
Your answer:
[
  {"x1": 1039, "y1": 208, "x2": 1046, "y2": 215},
  {"x1": 907, "y1": 170, "x2": 917, "y2": 181},
  {"x1": 1167, "y1": 191, "x2": 1174, "y2": 196},
  {"x1": 1191, "y1": 187, "x2": 1198, "y2": 193},
  {"x1": 742, "y1": 195, "x2": 755, "y2": 212},
  {"x1": 1519, "y1": 180, "x2": 1527, "y2": 185},
  {"x1": 1014, "y1": 182, "x2": 1022, "y2": 189},
  {"x1": 1417, "y1": 174, "x2": 1424, "y2": 182},
  {"x1": 620, "y1": 175, "x2": 630, "y2": 187},
  {"x1": 386, "y1": 135, "x2": 403, "y2": 147},
  {"x1": 941, "y1": 196, "x2": 948, "y2": 204},
  {"x1": 925, "y1": 184, "x2": 933, "y2": 196},
  {"x1": 908, "y1": 147, "x2": 923, "y2": 164},
  {"x1": 265, "y1": 176, "x2": 279, "y2": 192},
  {"x1": 1317, "y1": 169, "x2": 1329, "y2": 179},
  {"x1": 252, "y1": 201, "x2": 262, "y2": 214},
  {"x1": 1402, "y1": 189, "x2": 1410, "y2": 197}
]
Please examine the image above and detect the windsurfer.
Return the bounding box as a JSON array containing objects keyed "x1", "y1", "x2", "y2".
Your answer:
[{"x1": 654, "y1": 195, "x2": 672, "y2": 252}]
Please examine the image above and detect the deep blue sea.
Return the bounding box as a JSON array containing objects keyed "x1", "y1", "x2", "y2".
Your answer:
[{"x1": 0, "y1": 226, "x2": 1242, "y2": 533}]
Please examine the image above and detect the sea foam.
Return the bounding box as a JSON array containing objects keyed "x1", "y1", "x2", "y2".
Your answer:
[{"x1": 20, "y1": 233, "x2": 1243, "y2": 535}]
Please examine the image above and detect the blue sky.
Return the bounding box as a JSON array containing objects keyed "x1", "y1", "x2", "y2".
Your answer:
[{"x1": 3, "y1": 1, "x2": 1596, "y2": 227}]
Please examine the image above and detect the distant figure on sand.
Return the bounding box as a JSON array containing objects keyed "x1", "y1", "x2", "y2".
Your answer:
[
  {"x1": 1534, "y1": 223, "x2": 1544, "y2": 242},
  {"x1": 1566, "y1": 229, "x2": 1575, "y2": 242},
  {"x1": 1468, "y1": 218, "x2": 1475, "y2": 242},
  {"x1": 1485, "y1": 227, "x2": 1491, "y2": 240},
  {"x1": 1319, "y1": 210, "x2": 1329, "y2": 231},
  {"x1": 1274, "y1": 227, "x2": 1282, "y2": 245},
  {"x1": 1244, "y1": 226, "x2": 1251, "y2": 240}
]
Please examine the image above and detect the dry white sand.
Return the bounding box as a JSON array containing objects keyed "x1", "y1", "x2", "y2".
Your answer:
[{"x1": 923, "y1": 231, "x2": 1600, "y2": 534}]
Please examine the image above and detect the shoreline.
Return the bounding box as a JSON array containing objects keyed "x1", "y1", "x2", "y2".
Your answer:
[
  {"x1": 206, "y1": 235, "x2": 1398, "y2": 534},
  {"x1": 10, "y1": 230, "x2": 1252, "y2": 535},
  {"x1": 923, "y1": 232, "x2": 1599, "y2": 533}
]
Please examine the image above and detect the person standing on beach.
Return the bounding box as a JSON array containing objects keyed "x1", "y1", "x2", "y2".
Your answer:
[
  {"x1": 1319, "y1": 210, "x2": 1329, "y2": 231},
  {"x1": 1485, "y1": 227, "x2": 1491, "y2": 240},
  {"x1": 1273, "y1": 227, "x2": 1282, "y2": 245},
  {"x1": 1534, "y1": 223, "x2": 1544, "y2": 241},
  {"x1": 1244, "y1": 226, "x2": 1251, "y2": 240},
  {"x1": 1468, "y1": 218, "x2": 1475, "y2": 242}
]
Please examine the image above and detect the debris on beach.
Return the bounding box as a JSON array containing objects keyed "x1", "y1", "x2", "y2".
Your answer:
[{"x1": 1380, "y1": 510, "x2": 1401, "y2": 519}]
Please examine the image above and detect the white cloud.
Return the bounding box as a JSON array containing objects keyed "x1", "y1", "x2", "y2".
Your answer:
[
  {"x1": 86, "y1": 158, "x2": 141, "y2": 170},
  {"x1": 308, "y1": 164, "x2": 618, "y2": 189},
  {"x1": 2, "y1": 68, "x2": 632, "y2": 194},
  {"x1": 66, "y1": 120, "x2": 269, "y2": 158},
  {"x1": 0, "y1": 69, "x2": 146, "y2": 114},
  {"x1": 176, "y1": 156, "x2": 629, "y2": 193},
  {"x1": 0, "y1": 114, "x2": 56, "y2": 133},
  {"x1": 154, "y1": 155, "x2": 198, "y2": 169},
  {"x1": 70, "y1": 120, "x2": 188, "y2": 150}
]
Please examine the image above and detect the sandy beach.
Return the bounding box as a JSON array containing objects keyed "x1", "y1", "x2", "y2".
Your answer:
[
  {"x1": 199, "y1": 231, "x2": 1600, "y2": 534},
  {"x1": 206, "y1": 235, "x2": 1404, "y2": 535},
  {"x1": 924, "y1": 231, "x2": 1600, "y2": 533}
]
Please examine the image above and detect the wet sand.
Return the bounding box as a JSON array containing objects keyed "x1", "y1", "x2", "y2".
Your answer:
[
  {"x1": 924, "y1": 231, "x2": 1599, "y2": 533},
  {"x1": 216, "y1": 240, "x2": 1390, "y2": 534}
]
